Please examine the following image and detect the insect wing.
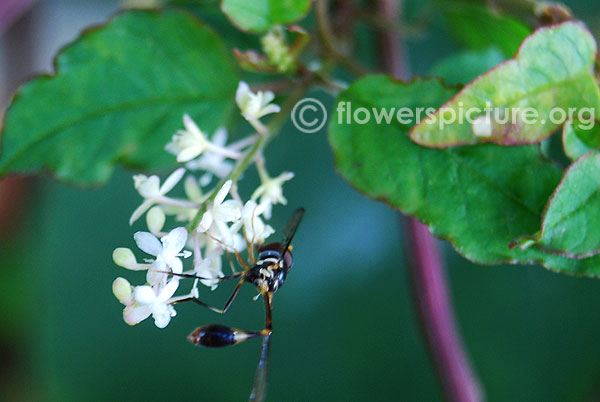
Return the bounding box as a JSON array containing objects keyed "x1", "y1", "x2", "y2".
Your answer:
[
  {"x1": 278, "y1": 207, "x2": 305, "y2": 257},
  {"x1": 249, "y1": 334, "x2": 272, "y2": 402}
]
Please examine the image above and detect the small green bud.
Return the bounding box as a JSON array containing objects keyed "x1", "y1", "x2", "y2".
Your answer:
[
  {"x1": 113, "y1": 247, "x2": 138, "y2": 269},
  {"x1": 112, "y1": 277, "x2": 133, "y2": 305},
  {"x1": 146, "y1": 206, "x2": 166, "y2": 234}
]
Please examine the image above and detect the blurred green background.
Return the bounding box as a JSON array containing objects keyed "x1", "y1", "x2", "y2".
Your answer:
[{"x1": 2, "y1": 0, "x2": 600, "y2": 401}]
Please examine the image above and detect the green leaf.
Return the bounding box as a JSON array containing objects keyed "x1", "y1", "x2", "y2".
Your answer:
[
  {"x1": 0, "y1": 10, "x2": 238, "y2": 185},
  {"x1": 167, "y1": 0, "x2": 261, "y2": 49},
  {"x1": 410, "y1": 22, "x2": 600, "y2": 147},
  {"x1": 220, "y1": 0, "x2": 311, "y2": 33},
  {"x1": 443, "y1": 2, "x2": 530, "y2": 57},
  {"x1": 562, "y1": 120, "x2": 600, "y2": 161},
  {"x1": 429, "y1": 47, "x2": 505, "y2": 85},
  {"x1": 511, "y1": 151, "x2": 600, "y2": 258},
  {"x1": 328, "y1": 74, "x2": 600, "y2": 276}
]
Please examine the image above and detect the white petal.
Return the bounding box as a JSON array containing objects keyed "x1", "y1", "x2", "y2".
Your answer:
[
  {"x1": 129, "y1": 199, "x2": 155, "y2": 225},
  {"x1": 196, "y1": 259, "x2": 223, "y2": 290},
  {"x1": 170, "y1": 257, "x2": 183, "y2": 274},
  {"x1": 165, "y1": 139, "x2": 179, "y2": 156},
  {"x1": 152, "y1": 305, "x2": 172, "y2": 328},
  {"x1": 214, "y1": 220, "x2": 234, "y2": 248},
  {"x1": 258, "y1": 101, "x2": 280, "y2": 117},
  {"x1": 261, "y1": 91, "x2": 275, "y2": 105},
  {"x1": 213, "y1": 199, "x2": 242, "y2": 222},
  {"x1": 158, "y1": 279, "x2": 180, "y2": 302},
  {"x1": 161, "y1": 227, "x2": 188, "y2": 258},
  {"x1": 146, "y1": 265, "x2": 167, "y2": 286},
  {"x1": 160, "y1": 167, "x2": 186, "y2": 194},
  {"x1": 199, "y1": 172, "x2": 212, "y2": 187},
  {"x1": 134, "y1": 231, "x2": 163, "y2": 256},
  {"x1": 232, "y1": 233, "x2": 247, "y2": 252},
  {"x1": 212, "y1": 127, "x2": 228, "y2": 146},
  {"x1": 281, "y1": 171, "x2": 295, "y2": 180},
  {"x1": 183, "y1": 114, "x2": 203, "y2": 138},
  {"x1": 124, "y1": 305, "x2": 151, "y2": 326},
  {"x1": 134, "y1": 286, "x2": 157, "y2": 304},
  {"x1": 214, "y1": 180, "x2": 232, "y2": 205},
  {"x1": 260, "y1": 200, "x2": 273, "y2": 219},
  {"x1": 198, "y1": 210, "x2": 213, "y2": 232},
  {"x1": 137, "y1": 175, "x2": 161, "y2": 198},
  {"x1": 236, "y1": 81, "x2": 251, "y2": 108},
  {"x1": 133, "y1": 174, "x2": 148, "y2": 188},
  {"x1": 177, "y1": 146, "x2": 203, "y2": 163}
]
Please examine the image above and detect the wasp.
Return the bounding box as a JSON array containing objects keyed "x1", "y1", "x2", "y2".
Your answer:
[{"x1": 164, "y1": 208, "x2": 305, "y2": 401}]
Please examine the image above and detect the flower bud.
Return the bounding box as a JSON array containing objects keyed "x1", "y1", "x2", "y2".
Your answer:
[
  {"x1": 261, "y1": 26, "x2": 294, "y2": 73},
  {"x1": 112, "y1": 277, "x2": 133, "y2": 305},
  {"x1": 113, "y1": 247, "x2": 138, "y2": 269},
  {"x1": 184, "y1": 176, "x2": 203, "y2": 202},
  {"x1": 146, "y1": 206, "x2": 166, "y2": 234}
]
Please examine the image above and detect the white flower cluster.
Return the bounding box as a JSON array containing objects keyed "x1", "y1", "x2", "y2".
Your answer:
[{"x1": 112, "y1": 82, "x2": 294, "y2": 328}]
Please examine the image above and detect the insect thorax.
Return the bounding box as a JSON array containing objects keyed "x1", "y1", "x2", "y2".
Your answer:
[{"x1": 247, "y1": 257, "x2": 286, "y2": 293}]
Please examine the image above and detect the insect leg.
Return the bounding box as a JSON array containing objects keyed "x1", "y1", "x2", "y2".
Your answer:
[
  {"x1": 153, "y1": 270, "x2": 244, "y2": 282},
  {"x1": 263, "y1": 291, "x2": 273, "y2": 331},
  {"x1": 171, "y1": 278, "x2": 245, "y2": 314}
]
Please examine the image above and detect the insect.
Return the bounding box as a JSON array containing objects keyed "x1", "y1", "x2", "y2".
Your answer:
[{"x1": 164, "y1": 207, "x2": 305, "y2": 401}]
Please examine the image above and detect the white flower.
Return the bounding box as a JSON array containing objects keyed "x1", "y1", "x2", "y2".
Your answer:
[
  {"x1": 129, "y1": 168, "x2": 185, "y2": 225},
  {"x1": 134, "y1": 227, "x2": 190, "y2": 285},
  {"x1": 251, "y1": 171, "x2": 294, "y2": 219},
  {"x1": 166, "y1": 116, "x2": 242, "y2": 164},
  {"x1": 194, "y1": 256, "x2": 224, "y2": 291},
  {"x1": 207, "y1": 222, "x2": 247, "y2": 252},
  {"x1": 232, "y1": 200, "x2": 274, "y2": 245},
  {"x1": 198, "y1": 180, "x2": 242, "y2": 232},
  {"x1": 236, "y1": 81, "x2": 280, "y2": 122},
  {"x1": 166, "y1": 114, "x2": 211, "y2": 163},
  {"x1": 185, "y1": 127, "x2": 234, "y2": 186},
  {"x1": 124, "y1": 279, "x2": 179, "y2": 328}
]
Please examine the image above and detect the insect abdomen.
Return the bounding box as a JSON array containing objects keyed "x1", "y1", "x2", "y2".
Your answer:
[{"x1": 187, "y1": 324, "x2": 259, "y2": 348}]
